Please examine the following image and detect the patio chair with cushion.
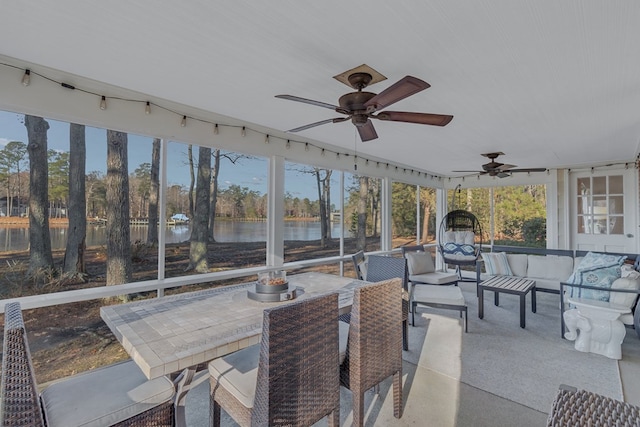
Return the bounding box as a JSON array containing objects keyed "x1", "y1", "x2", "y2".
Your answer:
[
  {"x1": 364, "y1": 254, "x2": 410, "y2": 351},
  {"x1": 401, "y1": 246, "x2": 467, "y2": 331},
  {"x1": 338, "y1": 278, "x2": 404, "y2": 427},
  {"x1": 0, "y1": 302, "x2": 176, "y2": 427},
  {"x1": 208, "y1": 293, "x2": 340, "y2": 427}
]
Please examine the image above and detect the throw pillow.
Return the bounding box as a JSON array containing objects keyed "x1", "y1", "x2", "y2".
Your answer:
[
  {"x1": 481, "y1": 252, "x2": 513, "y2": 276},
  {"x1": 406, "y1": 251, "x2": 435, "y2": 275},
  {"x1": 566, "y1": 252, "x2": 627, "y2": 301}
]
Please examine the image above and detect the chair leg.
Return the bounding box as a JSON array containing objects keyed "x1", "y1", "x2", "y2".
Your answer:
[
  {"x1": 328, "y1": 408, "x2": 339, "y2": 427},
  {"x1": 353, "y1": 390, "x2": 365, "y2": 427},
  {"x1": 211, "y1": 397, "x2": 221, "y2": 427},
  {"x1": 393, "y1": 370, "x2": 403, "y2": 419}
]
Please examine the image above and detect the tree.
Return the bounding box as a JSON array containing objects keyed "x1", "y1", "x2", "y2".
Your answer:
[
  {"x1": 63, "y1": 123, "x2": 87, "y2": 277},
  {"x1": 0, "y1": 141, "x2": 27, "y2": 216},
  {"x1": 420, "y1": 187, "x2": 437, "y2": 243},
  {"x1": 86, "y1": 171, "x2": 107, "y2": 218},
  {"x1": 356, "y1": 176, "x2": 368, "y2": 250},
  {"x1": 47, "y1": 150, "x2": 69, "y2": 217},
  {"x1": 147, "y1": 138, "x2": 160, "y2": 245},
  {"x1": 106, "y1": 130, "x2": 132, "y2": 288},
  {"x1": 187, "y1": 146, "x2": 211, "y2": 273},
  {"x1": 133, "y1": 162, "x2": 151, "y2": 217},
  {"x1": 24, "y1": 115, "x2": 54, "y2": 278},
  {"x1": 187, "y1": 145, "x2": 195, "y2": 219},
  {"x1": 208, "y1": 149, "x2": 221, "y2": 242}
]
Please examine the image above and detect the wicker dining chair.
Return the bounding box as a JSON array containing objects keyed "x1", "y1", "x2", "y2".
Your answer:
[
  {"x1": 339, "y1": 278, "x2": 404, "y2": 427},
  {"x1": 0, "y1": 302, "x2": 175, "y2": 427},
  {"x1": 208, "y1": 293, "x2": 340, "y2": 427},
  {"x1": 351, "y1": 250, "x2": 367, "y2": 280},
  {"x1": 365, "y1": 254, "x2": 410, "y2": 351},
  {"x1": 547, "y1": 384, "x2": 640, "y2": 426}
]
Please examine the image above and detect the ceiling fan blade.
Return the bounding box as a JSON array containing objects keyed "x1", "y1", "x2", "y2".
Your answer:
[
  {"x1": 376, "y1": 111, "x2": 453, "y2": 126},
  {"x1": 496, "y1": 164, "x2": 517, "y2": 171},
  {"x1": 357, "y1": 120, "x2": 378, "y2": 142},
  {"x1": 287, "y1": 118, "x2": 343, "y2": 133},
  {"x1": 275, "y1": 95, "x2": 338, "y2": 110},
  {"x1": 509, "y1": 168, "x2": 548, "y2": 173},
  {"x1": 452, "y1": 170, "x2": 486, "y2": 173},
  {"x1": 363, "y1": 76, "x2": 430, "y2": 112}
]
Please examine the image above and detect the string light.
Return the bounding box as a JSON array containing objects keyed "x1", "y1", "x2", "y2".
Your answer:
[
  {"x1": 21, "y1": 69, "x2": 30, "y2": 86},
  {"x1": 3, "y1": 62, "x2": 428, "y2": 178},
  {"x1": 265, "y1": 134, "x2": 270, "y2": 144}
]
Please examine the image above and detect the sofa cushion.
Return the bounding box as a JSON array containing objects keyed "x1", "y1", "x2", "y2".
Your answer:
[
  {"x1": 482, "y1": 252, "x2": 512, "y2": 276},
  {"x1": 609, "y1": 277, "x2": 640, "y2": 308},
  {"x1": 406, "y1": 251, "x2": 435, "y2": 275},
  {"x1": 527, "y1": 255, "x2": 574, "y2": 281},
  {"x1": 409, "y1": 271, "x2": 458, "y2": 285},
  {"x1": 506, "y1": 254, "x2": 528, "y2": 278}
]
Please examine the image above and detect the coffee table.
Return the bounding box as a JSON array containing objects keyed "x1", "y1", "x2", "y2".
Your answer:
[{"x1": 478, "y1": 275, "x2": 536, "y2": 328}]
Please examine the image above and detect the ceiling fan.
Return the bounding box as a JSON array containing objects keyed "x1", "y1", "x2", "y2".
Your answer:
[
  {"x1": 275, "y1": 70, "x2": 453, "y2": 142},
  {"x1": 453, "y1": 152, "x2": 547, "y2": 178}
]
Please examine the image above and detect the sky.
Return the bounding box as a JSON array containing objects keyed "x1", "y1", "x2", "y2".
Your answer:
[{"x1": 0, "y1": 110, "x2": 341, "y2": 201}]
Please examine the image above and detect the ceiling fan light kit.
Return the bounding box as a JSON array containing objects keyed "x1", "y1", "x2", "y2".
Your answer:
[{"x1": 276, "y1": 64, "x2": 453, "y2": 142}]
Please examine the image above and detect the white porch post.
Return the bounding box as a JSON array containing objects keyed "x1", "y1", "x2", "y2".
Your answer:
[
  {"x1": 267, "y1": 155, "x2": 285, "y2": 267},
  {"x1": 435, "y1": 187, "x2": 448, "y2": 269},
  {"x1": 156, "y1": 138, "x2": 167, "y2": 296},
  {"x1": 381, "y1": 177, "x2": 392, "y2": 251}
]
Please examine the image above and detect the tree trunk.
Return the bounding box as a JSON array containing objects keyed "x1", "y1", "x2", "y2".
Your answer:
[
  {"x1": 25, "y1": 115, "x2": 54, "y2": 278},
  {"x1": 147, "y1": 138, "x2": 160, "y2": 245},
  {"x1": 106, "y1": 130, "x2": 132, "y2": 288},
  {"x1": 421, "y1": 201, "x2": 431, "y2": 244},
  {"x1": 208, "y1": 149, "x2": 220, "y2": 242},
  {"x1": 188, "y1": 147, "x2": 211, "y2": 272},
  {"x1": 323, "y1": 170, "x2": 332, "y2": 240},
  {"x1": 314, "y1": 169, "x2": 326, "y2": 247},
  {"x1": 357, "y1": 176, "x2": 368, "y2": 251},
  {"x1": 63, "y1": 123, "x2": 87, "y2": 277},
  {"x1": 187, "y1": 145, "x2": 195, "y2": 219}
]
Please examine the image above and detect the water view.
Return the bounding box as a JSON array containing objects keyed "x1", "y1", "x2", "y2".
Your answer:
[{"x1": 0, "y1": 221, "x2": 351, "y2": 252}]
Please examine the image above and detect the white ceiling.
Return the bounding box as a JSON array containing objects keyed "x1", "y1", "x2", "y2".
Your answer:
[{"x1": 2, "y1": 1, "x2": 640, "y2": 177}]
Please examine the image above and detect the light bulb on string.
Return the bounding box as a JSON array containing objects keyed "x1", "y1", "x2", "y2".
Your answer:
[
  {"x1": 181, "y1": 116, "x2": 187, "y2": 127},
  {"x1": 214, "y1": 124, "x2": 219, "y2": 134},
  {"x1": 100, "y1": 96, "x2": 107, "y2": 110},
  {"x1": 21, "y1": 69, "x2": 30, "y2": 86},
  {"x1": 145, "y1": 102, "x2": 151, "y2": 114},
  {"x1": 241, "y1": 126, "x2": 246, "y2": 137}
]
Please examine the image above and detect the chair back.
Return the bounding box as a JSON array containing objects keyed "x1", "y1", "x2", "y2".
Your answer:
[
  {"x1": 1, "y1": 302, "x2": 46, "y2": 427},
  {"x1": 252, "y1": 293, "x2": 340, "y2": 426},
  {"x1": 342, "y1": 278, "x2": 403, "y2": 391},
  {"x1": 365, "y1": 255, "x2": 408, "y2": 292},
  {"x1": 351, "y1": 250, "x2": 366, "y2": 280}
]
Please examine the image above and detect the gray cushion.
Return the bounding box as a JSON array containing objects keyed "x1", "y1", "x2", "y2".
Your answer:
[
  {"x1": 506, "y1": 254, "x2": 528, "y2": 278},
  {"x1": 413, "y1": 285, "x2": 466, "y2": 307},
  {"x1": 41, "y1": 360, "x2": 175, "y2": 427},
  {"x1": 406, "y1": 251, "x2": 435, "y2": 275},
  {"x1": 208, "y1": 344, "x2": 260, "y2": 408},
  {"x1": 528, "y1": 255, "x2": 574, "y2": 281},
  {"x1": 409, "y1": 271, "x2": 458, "y2": 285}
]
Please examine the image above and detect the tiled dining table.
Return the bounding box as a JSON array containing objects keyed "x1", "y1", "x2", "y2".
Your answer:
[{"x1": 100, "y1": 272, "x2": 367, "y2": 426}]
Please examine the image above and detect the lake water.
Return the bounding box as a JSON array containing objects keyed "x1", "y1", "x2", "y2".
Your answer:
[{"x1": 0, "y1": 221, "x2": 351, "y2": 252}]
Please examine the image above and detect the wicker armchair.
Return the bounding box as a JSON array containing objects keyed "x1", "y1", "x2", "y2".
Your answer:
[
  {"x1": 547, "y1": 384, "x2": 640, "y2": 426},
  {"x1": 0, "y1": 302, "x2": 175, "y2": 427},
  {"x1": 208, "y1": 293, "x2": 340, "y2": 427},
  {"x1": 339, "y1": 278, "x2": 404, "y2": 427},
  {"x1": 365, "y1": 254, "x2": 410, "y2": 351}
]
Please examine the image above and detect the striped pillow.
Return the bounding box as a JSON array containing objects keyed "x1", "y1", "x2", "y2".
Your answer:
[{"x1": 482, "y1": 252, "x2": 513, "y2": 276}]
